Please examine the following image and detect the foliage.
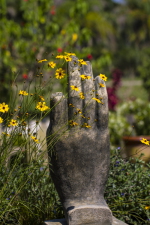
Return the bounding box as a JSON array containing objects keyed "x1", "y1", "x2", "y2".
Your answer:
[
  {"x1": 109, "y1": 110, "x2": 132, "y2": 147},
  {"x1": 113, "y1": 0, "x2": 150, "y2": 98},
  {"x1": 117, "y1": 98, "x2": 150, "y2": 136},
  {"x1": 2, "y1": 0, "x2": 150, "y2": 103},
  {"x1": 137, "y1": 48, "x2": 150, "y2": 100},
  {"x1": 109, "y1": 98, "x2": 150, "y2": 149},
  {"x1": 0, "y1": 52, "x2": 110, "y2": 224},
  {"x1": 0, "y1": 53, "x2": 68, "y2": 224},
  {"x1": 1, "y1": 146, "x2": 150, "y2": 224},
  {"x1": 105, "y1": 149, "x2": 150, "y2": 225},
  {"x1": 0, "y1": 0, "x2": 116, "y2": 102},
  {"x1": 0, "y1": 159, "x2": 62, "y2": 225}
]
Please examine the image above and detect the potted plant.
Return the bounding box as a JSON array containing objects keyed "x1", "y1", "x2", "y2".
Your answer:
[{"x1": 117, "y1": 98, "x2": 150, "y2": 162}]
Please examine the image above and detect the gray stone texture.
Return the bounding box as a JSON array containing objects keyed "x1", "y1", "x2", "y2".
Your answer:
[
  {"x1": 43, "y1": 217, "x2": 128, "y2": 225},
  {"x1": 46, "y1": 56, "x2": 118, "y2": 225}
]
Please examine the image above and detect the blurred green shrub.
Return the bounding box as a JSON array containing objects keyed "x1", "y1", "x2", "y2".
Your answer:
[
  {"x1": 117, "y1": 98, "x2": 150, "y2": 136},
  {"x1": 109, "y1": 98, "x2": 150, "y2": 148},
  {"x1": 0, "y1": 0, "x2": 115, "y2": 102},
  {"x1": 109, "y1": 111, "x2": 132, "y2": 147},
  {"x1": 105, "y1": 149, "x2": 150, "y2": 224},
  {"x1": 0, "y1": 158, "x2": 62, "y2": 225},
  {"x1": 1, "y1": 149, "x2": 150, "y2": 225},
  {"x1": 138, "y1": 48, "x2": 150, "y2": 101}
]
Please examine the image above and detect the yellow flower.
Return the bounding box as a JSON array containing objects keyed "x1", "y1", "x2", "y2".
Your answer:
[
  {"x1": 2, "y1": 132, "x2": 10, "y2": 136},
  {"x1": 64, "y1": 52, "x2": 76, "y2": 56},
  {"x1": 69, "y1": 120, "x2": 78, "y2": 127},
  {"x1": 56, "y1": 55, "x2": 64, "y2": 59},
  {"x1": 77, "y1": 108, "x2": 82, "y2": 114},
  {"x1": 0, "y1": 117, "x2": 3, "y2": 123},
  {"x1": 74, "y1": 108, "x2": 82, "y2": 115},
  {"x1": 72, "y1": 33, "x2": 78, "y2": 42},
  {"x1": 80, "y1": 75, "x2": 91, "y2": 80},
  {"x1": 92, "y1": 97, "x2": 102, "y2": 103},
  {"x1": 40, "y1": 17, "x2": 45, "y2": 24},
  {"x1": 39, "y1": 95, "x2": 45, "y2": 101},
  {"x1": 21, "y1": 120, "x2": 27, "y2": 126},
  {"x1": 8, "y1": 119, "x2": 18, "y2": 127},
  {"x1": 99, "y1": 83, "x2": 105, "y2": 87},
  {"x1": 19, "y1": 90, "x2": 28, "y2": 96},
  {"x1": 69, "y1": 103, "x2": 75, "y2": 107},
  {"x1": 140, "y1": 138, "x2": 150, "y2": 145},
  {"x1": 0, "y1": 103, "x2": 9, "y2": 113},
  {"x1": 99, "y1": 74, "x2": 107, "y2": 81},
  {"x1": 48, "y1": 61, "x2": 56, "y2": 68},
  {"x1": 55, "y1": 68, "x2": 66, "y2": 79},
  {"x1": 31, "y1": 136, "x2": 39, "y2": 143},
  {"x1": 145, "y1": 206, "x2": 150, "y2": 210},
  {"x1": 61, "y1": 29, "x2": 66, "y2": 35},
  {"x1": 82, "y1": 123, "x2": 91, "y2": 128},
  {"x1": 78, "y1": 59, "x2": 87, "y2": 65},
  {"x1": 79, "y1": 92, "x2": 85, "y2": 99},
  {"x1": 70, "y1": 85, "x2": 79, "y2": 91},
  {"x1": 64, "y1": 55, "x2": 72, "y2": 62},
  {"x1": 36, "y1": 102, "x2": 50, "y2": 111},
  {"x1": 38, "y1": 59, "x2": 47, "y2": 63},
  {"x1": 5, "y1": 50, "x2": 10, "y2": 57}
]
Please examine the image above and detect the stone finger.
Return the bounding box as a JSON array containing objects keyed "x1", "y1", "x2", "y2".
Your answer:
[
  {"x1": 68, "y1": 56, "x2": 82, "y2": 126},
  {"x1": 50, "y1": 92, "x2": 68, "y2": 132},
  {"x1": 95, "y1": 76, "x2": 109, "y2": 130},
  {"x1": 80, "y1": 62, "x2": 96, "y2": 126}
]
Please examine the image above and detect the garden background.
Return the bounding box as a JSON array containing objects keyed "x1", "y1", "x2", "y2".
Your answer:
[{"x1": 0, "y1": 0, "x2": 150, "y2": 224}]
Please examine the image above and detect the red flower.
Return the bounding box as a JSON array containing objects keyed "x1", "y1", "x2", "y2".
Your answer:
[
  {"x1": 22, "y1": 74, "x2": 28, "y2": 79},
  {"x1": 87, "y1": 54, "x2": 93, "y2": 60},
  {"x1": 50, "y1": 6, "x2": 56, "y2": 15},
  {"x1": 107, "y1": 87, "x2": 118, "y2": 111},
  {"x1": 57, "y1": 48, "x2": 63, "y2": 53}
]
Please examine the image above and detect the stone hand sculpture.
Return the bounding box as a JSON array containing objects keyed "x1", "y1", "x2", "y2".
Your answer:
[{"x1": 47, "y1": 56, "x2": 112, "y2": 225}]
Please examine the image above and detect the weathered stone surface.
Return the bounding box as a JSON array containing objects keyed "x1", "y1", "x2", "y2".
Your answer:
[
  {"x1": 43, "y1": 216, "x2": 128, "y2": 225},
  {"x1": 46, "y1": 56, "x2": 111, "y2": 225},
  {"x1": 112, "y1": 217, "x2": 128, "y2": 225}
]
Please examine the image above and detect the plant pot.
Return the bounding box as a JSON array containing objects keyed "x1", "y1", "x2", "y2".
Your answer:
[{"x1": 122, "y1": 136, "x2": 150, "y2": 163}]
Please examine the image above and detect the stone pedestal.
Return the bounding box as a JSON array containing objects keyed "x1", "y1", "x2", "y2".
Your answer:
[{"x1": 43, "y1": 216, "x2": 128, "y2": 225}]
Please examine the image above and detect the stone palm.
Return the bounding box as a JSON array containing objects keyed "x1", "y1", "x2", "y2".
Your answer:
[{"x1": 47, "y1": 56, "x2": 112, "y2": 225}]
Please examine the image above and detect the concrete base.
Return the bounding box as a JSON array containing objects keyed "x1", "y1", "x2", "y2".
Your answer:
[{"x1": 43, "y1": 217, "x2": 128, "y2": 225}]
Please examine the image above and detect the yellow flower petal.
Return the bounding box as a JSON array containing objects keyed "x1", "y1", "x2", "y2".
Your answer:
[
  {"x1": 36, "y1": 102, "x2": 50, "y2": 111},
  {"x1": 140, "y1": 138, "x2": 150, "y2": 145},
  {"x1": 79, "y1": 92, "x2": 85, "y2": 99},
  {"x1": 8, "y1": 119, "x2": 18, "y2": 127},
  {"x1": 56, "y1": 55, "x2": 64, "y2": 59},
  {"x1": 78, "y1": 59, "x2": 87, "y2": 65},
  {"x1": 0, "y1": 117, "x2": 3, "y2": 123},
  {"x1": 80, "y1": 75, "x2": 91, "y2": 80},
  {"x1": 99, "y1": 83, "x2": 105, "y2": 87},
  {"x1": 92, "y1": 97, "x2": 102, "y2": 103},
  {"x1": 55, "y1": 68, "x2": 66, "y2": 79},
  {"x1": 38, "y1": 59, "x2": 47, "y2": 63},
  {"x1": 70, "y1": 85, "x2": 79, "y2": 92},
  {"x1": 99, "y1": 74, "x2": 107, "y2": 81},
  {"x1": 19, "y1": 90, "x2": 28, "y2": 96},
  {"x1": 48, "y1": 61, "x2": 56, "y2": 68},
  {"x1": 0, "y1": 103, "x2": 9, "y2": 113},
  {"x1": 69, "y1": 120, "x2": 78, "y2": 127}
]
